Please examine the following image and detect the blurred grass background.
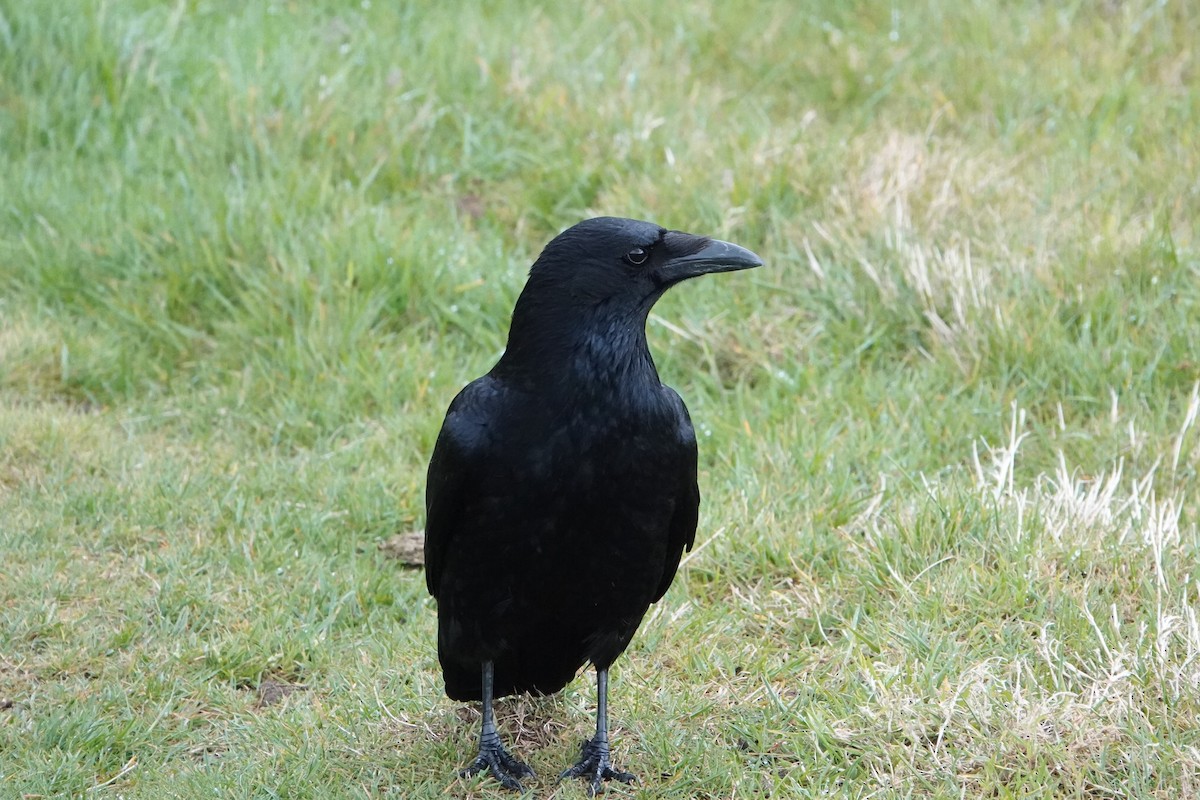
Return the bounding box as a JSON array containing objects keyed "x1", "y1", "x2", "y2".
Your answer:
[{"x1": 1, "y1": 1, "x2": 1198, "y2": 797}]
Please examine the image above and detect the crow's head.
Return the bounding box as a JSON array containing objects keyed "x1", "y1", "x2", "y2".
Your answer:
[
  {"x1": 523, "y1": 217, "x2": 762, "y2": 312},
  {"x1": 497, "y1": 217, "x2": 761, "y2": 381}
]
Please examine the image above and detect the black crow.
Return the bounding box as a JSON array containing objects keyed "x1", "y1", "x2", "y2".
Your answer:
[{"x1": 425, "y1": 216, "x2": 761, "y2": 793}]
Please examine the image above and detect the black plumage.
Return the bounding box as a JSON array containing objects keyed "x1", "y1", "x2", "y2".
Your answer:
[{"x1": 424, "y1": 216, "x2": 761, "y2": 793}]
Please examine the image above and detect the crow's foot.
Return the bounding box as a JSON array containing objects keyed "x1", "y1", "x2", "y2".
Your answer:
[
  {"x1": 559, "y1": 736, "x2": 636, "y2": 796},
  {"x1": 460, "y1": 739, "x2": 534, "y2": 792}
]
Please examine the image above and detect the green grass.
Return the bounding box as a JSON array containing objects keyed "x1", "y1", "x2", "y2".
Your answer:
[{"x1": 2, "y1": 1, "x2": 1198, "y2": 797}]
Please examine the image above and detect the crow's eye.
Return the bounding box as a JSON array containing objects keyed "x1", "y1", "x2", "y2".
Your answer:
[{"x1": 623, "y1": 247, "x2": 649, "y2": 266}]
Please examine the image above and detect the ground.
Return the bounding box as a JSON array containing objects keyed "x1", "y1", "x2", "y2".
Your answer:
[{"x1": 1, "y1": 1, "x2": 1198, "y2": 797}]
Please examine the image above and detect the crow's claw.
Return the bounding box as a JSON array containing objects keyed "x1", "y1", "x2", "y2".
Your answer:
[
  {"x1": 461, "y1": 741, "x2": 534, "y2": 792},
  {"x1": 559, "y1": 736, "x2": 636, "y2": 796}
]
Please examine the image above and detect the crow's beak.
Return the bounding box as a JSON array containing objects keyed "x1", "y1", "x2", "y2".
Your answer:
[{"x1": 654, "y1": 237, "x2": 763, "y2": 287}]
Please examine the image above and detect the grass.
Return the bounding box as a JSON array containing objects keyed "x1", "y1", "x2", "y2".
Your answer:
[{"x1": 1, "y1": 1, "x2": 1198, "y2": 797}]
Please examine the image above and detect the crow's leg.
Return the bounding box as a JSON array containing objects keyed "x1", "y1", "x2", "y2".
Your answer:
[
  {"x1": 560, "y1": 668, "x2": 636, "y2": 795},
  {"x1": 460, "y1": 661, "x2": 534, "y2": 791}
]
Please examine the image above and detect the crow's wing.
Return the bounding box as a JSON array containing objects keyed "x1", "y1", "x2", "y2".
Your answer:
[
  {"x1": 424, "y1": 376, "x2": 500, "y2": 597},
  {"x1": 650, "y1": 386, "x2": 700, "y2": 603}
]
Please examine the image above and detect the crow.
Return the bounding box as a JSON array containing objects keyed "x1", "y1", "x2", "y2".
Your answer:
[{"x1": 424, "y1": 216, "x2": 761, "y2": 794}]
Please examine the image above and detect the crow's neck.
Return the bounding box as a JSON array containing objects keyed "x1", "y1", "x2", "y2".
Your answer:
[{"x1": 494, "y1": 300, "x2": 661, "y2": 398}]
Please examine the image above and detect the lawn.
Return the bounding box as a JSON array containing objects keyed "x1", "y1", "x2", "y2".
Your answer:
[{"x1": 1, "y1": 1, "x2": 1198, "y2": 798}]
